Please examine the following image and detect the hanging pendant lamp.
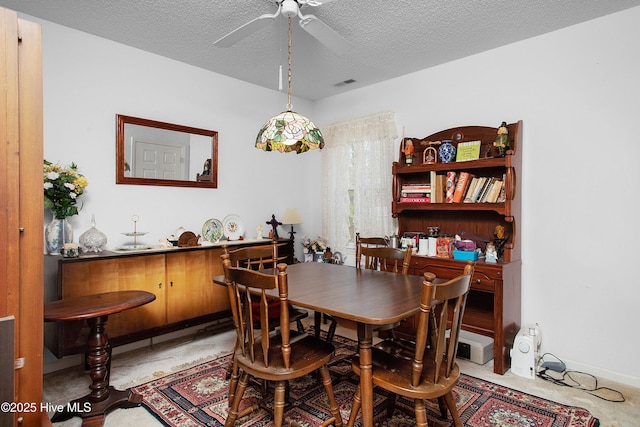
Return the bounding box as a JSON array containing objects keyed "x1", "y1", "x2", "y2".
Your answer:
[{"x1": 255, "y1": 16, "x2": 324, "y2": 154}]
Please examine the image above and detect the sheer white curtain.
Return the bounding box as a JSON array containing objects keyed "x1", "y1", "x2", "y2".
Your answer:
[{"x1": 321, "y1": 111, "x2": 397, "y2": 255}]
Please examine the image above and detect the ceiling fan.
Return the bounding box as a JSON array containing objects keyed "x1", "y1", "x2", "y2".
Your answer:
[{"x1": 213, "y1": 0, "x2": 350, "y2": 54}]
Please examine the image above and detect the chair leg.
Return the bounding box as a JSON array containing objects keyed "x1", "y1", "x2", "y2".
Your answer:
[
  {"x1": 345, "y1": 385, "x2": 361, "y2": 427},
  {"x1": 318, "y1": 364, "x2": 343, "y2": 427},
  {"x1": 314, "y1": 311, "x2": 322, "y2": 339},
  {"x1": 228, "y1": 358, "x2": 240, "y2": 406},
  {"x1": 443, "y1": 391, "x2": 462, "y2": 427},
  {"x1": 326, "y1": 317, "x2": 338, "y2": 344},
  {"x1": 273, "y1": 380, "x2": 287, "y2": 427},
  {"x1": 296, "y1": 319, "x2": 305, "y2": 333},
  {"x1": 225, "y1": 340, "x2": 240, "y2": 380},
  {"x1": 437, "y1": 396, "x2": 447, "y2": 418},
  {"x1": 414, "y1": 398, "x2": 428, "y2": 427},
  {"x1": 225, "y1": 371, "x2": 249, "y2": 427},
  {"x1": 386, "y1": 392, "x2": 396, "y2": 418}
]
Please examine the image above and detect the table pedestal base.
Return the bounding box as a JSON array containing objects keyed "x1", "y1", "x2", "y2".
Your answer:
[{"x1": 51, "y1": 386, "x2": 142, "y2": 426}]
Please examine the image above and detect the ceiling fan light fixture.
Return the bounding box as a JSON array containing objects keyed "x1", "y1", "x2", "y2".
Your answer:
[
  {"x1": 281, "y1": 0, "x2": 299, "y2": 18},
  {"x1": 255, "y1": 15, "x2": 324, "y2": 154}
]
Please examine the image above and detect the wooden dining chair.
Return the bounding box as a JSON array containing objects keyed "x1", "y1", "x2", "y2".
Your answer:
[
  {"x1": 221, "y1": 257, "x2": 343, "y2": 427},
  {"x1": 222, "y1": 241, "x2": 309, "y2": 393},
  {"x1": 345, "y1": 262, "x2": 474, "y2": 427},
  {"x1": 359, "y1": 244, "x2": 412, "y2": 274},
  {"x1": 223, "y1": 241, "x2": 309, "y2": 334},
  {"x1": 354, "y1": 232, "x2": 388, "y2": 270}
]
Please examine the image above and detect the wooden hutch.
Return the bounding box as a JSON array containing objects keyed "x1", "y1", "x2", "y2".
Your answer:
[{"x1": 391, "y1": 121, "x2": 522, "y2": 374}]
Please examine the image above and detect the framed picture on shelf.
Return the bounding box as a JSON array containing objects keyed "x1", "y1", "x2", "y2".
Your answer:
[{"x1": 455, "y1": 140, "x2": 481, "y2": 162}]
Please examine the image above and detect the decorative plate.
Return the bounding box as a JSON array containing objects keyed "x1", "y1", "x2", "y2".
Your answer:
[
  {"x1": 223, "y1": 214, "x2": 245, "y2": 241},
  {"x1": 202, "y1": 218, "x2": 224, "y2": 243},
  {"x1": 122, "y1": 232, "x2": 148, "y2": 236}
]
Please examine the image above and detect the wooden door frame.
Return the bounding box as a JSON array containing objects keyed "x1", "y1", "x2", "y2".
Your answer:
[{"x1": 1, "y1": 8, "x2": 47, "y2": 425}]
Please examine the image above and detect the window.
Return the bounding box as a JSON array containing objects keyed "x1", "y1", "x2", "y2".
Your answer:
[{"x1": 321, "y1": 111, "x2": 397, "y2": 255}]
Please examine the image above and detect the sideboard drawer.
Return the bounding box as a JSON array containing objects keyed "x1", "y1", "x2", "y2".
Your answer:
[{"x1": 470, "y1": 270, "x2": 496, "y2": 292}]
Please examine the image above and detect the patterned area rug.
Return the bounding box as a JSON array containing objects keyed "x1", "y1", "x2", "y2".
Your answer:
[{"x1": 131, "y1": 333, "x2": 600, "y2": 426}]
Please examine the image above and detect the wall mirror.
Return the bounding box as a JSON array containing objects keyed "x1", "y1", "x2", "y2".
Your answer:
[{"x1": 116, "y1": 114, "x2": 218, "y2": 188}]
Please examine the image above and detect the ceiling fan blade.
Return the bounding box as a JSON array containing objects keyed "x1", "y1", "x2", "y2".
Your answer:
[
  {"x1": 300, "y1": 0, "x2": 337, "y2": 6},
  {"x1": 298, "y1": 14, "x2": 350, "y2": 54},
  {"x1": 214, "y1": 12, "x2": 279, "y2": 47}
]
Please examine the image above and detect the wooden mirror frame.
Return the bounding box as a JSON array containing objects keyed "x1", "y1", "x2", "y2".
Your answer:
[{"x1": 116, "y1": 114, "x2": 218, "y2": 188}]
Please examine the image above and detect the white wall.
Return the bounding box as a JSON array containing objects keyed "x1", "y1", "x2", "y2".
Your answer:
[
  {"x1": 314, "y1": 7, "x2": 640, "y2": 386},
  {"x1": 35, "y1": 16, "x2": 322, "y2": 261},
  {"x1": 30, "y1": 5, "x2": 640, "y2": 386}
]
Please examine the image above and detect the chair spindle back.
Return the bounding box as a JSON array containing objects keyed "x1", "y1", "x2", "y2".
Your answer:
[
  {"x1": 411, "y1": 262, "x2": 473, "y2": 387},
  {"x1": 222, "y1": 255, "x2": 292, "y2": 369},
  {"x1": 359, "y1": 245, "x2": 412, "y2": 274}
]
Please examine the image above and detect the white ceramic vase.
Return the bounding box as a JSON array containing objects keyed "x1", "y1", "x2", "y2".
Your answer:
[{"x1": 45, "y1": 214, "x2": 73, "y2": 255}]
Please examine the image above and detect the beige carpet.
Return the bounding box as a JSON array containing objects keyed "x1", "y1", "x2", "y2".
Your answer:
[{"x1": 43, "y1": 318, "x2": 638, "y2": 426}]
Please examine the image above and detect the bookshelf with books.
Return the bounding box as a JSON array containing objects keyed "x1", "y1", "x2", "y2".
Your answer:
[{"x1": 390, "y1": 121, "x2": 522, "y2": 374}]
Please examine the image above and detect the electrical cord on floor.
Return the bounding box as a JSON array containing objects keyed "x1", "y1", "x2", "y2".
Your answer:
[{"x1": 536, "y1": 353, "x2": 626, "y2": 402}]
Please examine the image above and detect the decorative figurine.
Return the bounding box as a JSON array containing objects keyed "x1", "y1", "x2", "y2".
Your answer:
[
  {"x1": 403, "y1": 138, "x2": 415, "y2": 165},
  {"x1": 256, "y1": 224, "x2": 264, "y2": 239},
  {"x1": 423, "y1": 145, "x2": 438, "y2": 164},
  {"x1": 485, "y1": 243, "x2": 498, "y2": 263},
  {"x1": 493, "y1": 121, "x2": 509, "y2": 157},
  {"x1": 493, "y1": 225, "x2": 507, "y2": 259},
  {"x1": 201, "y1": 158, "x2": 212, "y2": 176},
  {"x1": 266, "y1": 214, "x2": 282, "y2": 239}
]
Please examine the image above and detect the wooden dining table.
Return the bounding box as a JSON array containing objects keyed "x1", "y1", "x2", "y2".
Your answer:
[{"x1": 214, "y1": 261, "x2": 425, "y2": 427}]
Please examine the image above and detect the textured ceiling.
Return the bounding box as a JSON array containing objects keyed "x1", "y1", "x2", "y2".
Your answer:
[{"x1": 2, "y1": 0, "x2": 639, "y2": 101}]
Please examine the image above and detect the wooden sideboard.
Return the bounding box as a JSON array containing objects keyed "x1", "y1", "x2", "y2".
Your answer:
[{"x1": 44, "y1": 238, "x2": 293, "y2": 358}]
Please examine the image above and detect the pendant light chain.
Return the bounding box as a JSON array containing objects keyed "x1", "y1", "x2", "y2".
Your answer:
[{"x1": 286, "y1": 16, "x2": 293, "y2": 111}]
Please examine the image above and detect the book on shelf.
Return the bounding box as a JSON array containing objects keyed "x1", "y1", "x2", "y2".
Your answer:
[
  {"x1": 462, "y1": 177, "x2": 478, "y2": 203},
  {"x1": 445, "y1": 172, "x2": 457, "y2": 203},
  {"x1": 399, "y1": 196, "x2": 431, "y2": 203},
  {"x1": 485, "y1": 179, "x2": 503, "y2": 203},
  {"x1": 452, "y1": 172, "x2": 473, "y2": 203},
  {"x1": 477, "y1": 177, "x2": 496, "y2": 202},
  {"x1": 401, "y1": 184, "x2": 431, "y2": 191},
  {"x1": 434, "y1": 174, "x2": 446, "y2": 203},
  {"x1": 463, "y1": 177, "x2": 486, "y2": 203},
  {"x1": 401, "y1": 192, "x2": 430, "y2": 198},
  {"x1": 496, "y1": 181, "x2": 507, "y2": 203},
  {"x1": 401, "y1": 189, "x2": 430, "y2": 193}
]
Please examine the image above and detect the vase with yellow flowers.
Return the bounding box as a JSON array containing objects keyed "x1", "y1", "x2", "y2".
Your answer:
[{"x1": 43, "y1": 160, "x2": 88, "y2": 255}]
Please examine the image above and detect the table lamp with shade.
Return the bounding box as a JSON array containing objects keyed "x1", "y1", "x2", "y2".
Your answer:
[{"x1": 281, "y1": 208, "x2": 302, "y2": 243}]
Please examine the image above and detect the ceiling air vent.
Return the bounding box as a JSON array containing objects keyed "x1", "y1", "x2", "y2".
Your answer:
[{"x1": 334, "y1": 79, "x2": 356, "y2": 87}]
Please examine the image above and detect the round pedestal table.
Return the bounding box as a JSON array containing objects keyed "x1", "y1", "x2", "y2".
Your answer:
[{"x1": 44, "y1": 290, "x2": 156, "y2": 426}]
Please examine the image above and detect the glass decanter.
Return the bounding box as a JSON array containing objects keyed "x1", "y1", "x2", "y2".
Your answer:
[{"x1": 79, "y1": 214, "x2": 108, "y2": 253}]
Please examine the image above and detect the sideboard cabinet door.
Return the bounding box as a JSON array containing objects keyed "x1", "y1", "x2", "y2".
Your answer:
[
  {"x1": 166, "y1": 248, "x2": 230, "y2": 324},
  {"x1": 55, "y1": 254, "x2": 167, "y2": 355}
]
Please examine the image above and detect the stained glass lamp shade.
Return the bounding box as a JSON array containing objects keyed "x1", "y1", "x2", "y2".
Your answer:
[{"x1": 256, "y1": 111, "x2": 324, "y2": 154}]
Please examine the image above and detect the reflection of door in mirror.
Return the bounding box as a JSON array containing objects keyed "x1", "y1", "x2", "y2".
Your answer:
[
  {"x1": 116, "y1": 114, "x2": 218, "y2": 188},
  {"x1": 125, "y1": 123, "x2": 191, "y2": 180},
  {"x1": 133, "y1": 140, "x2": 187, "y2": 180}
]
